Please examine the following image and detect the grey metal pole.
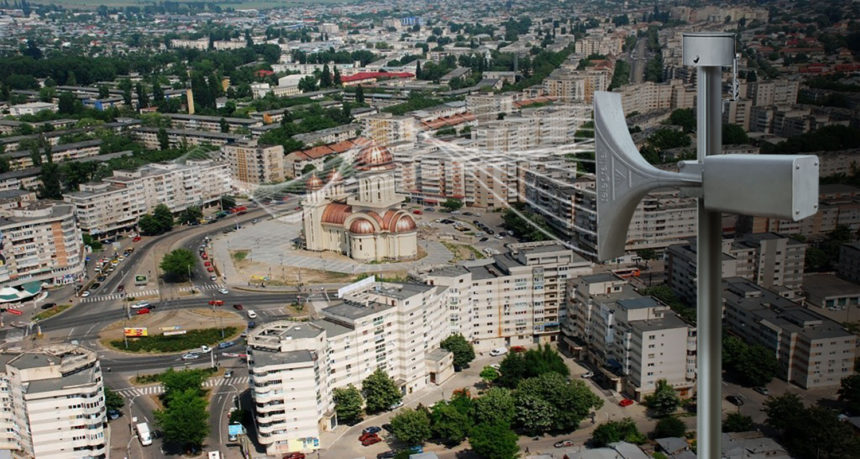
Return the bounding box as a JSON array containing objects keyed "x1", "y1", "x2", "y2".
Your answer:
[{"x1": 696, "y1": 64, "x2": 723, "y2": 459}]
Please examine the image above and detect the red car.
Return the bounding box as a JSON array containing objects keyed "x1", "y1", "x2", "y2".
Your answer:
[
  {"x1": 136, "y1": 308, "x2": 150, "y2": 315},
  {"x1": 412, "y1": 209, "x2": 422, "y2": 215},
  {"x1": 619, "y1": 398, "x2": 634, "y2": 407},
  {"x1": 204, "y1": 261, "x2": 211, "y2": 267},
  {"x1": 283, "y1": 453, "x2": 305, "y2": 459},
  {"x1": 511, "y1": 346, "x2": 526, "y2": 353},
  {"x1": 201, "y1": 252, "x2": 208, "y2": 259},
  {"x1": 208, "y1": 300, "x2": 224, "y2": 306},
  {"x1": 359, "y1": 432, "x2": 377, "y2": 442},
  {"x1": 361, "y1": 434, "x2": 382, "y2": 446},
  {"x1": 132, "y1": 236, "x2": 141, "y2": 242},
  {"x1": 233, "y1": 304, "x2": 243, "y2": 310},
  {"x1": 207, "y1": 266, "x2": 215, "y2": 272}
]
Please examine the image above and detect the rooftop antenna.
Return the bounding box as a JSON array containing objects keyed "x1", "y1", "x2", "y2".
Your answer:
[{"x1": 593, "y1": 32, "x2": 819, "y2": 459}]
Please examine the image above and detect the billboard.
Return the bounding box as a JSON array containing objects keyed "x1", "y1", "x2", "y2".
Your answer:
[
  {"x1": 163, "y1": 330, "x2": 187, "y2": 336},
  {"x1": 123, "y1": 327, "x2": 148, "y2": 337},
  {"x1": 337, "y1": 275, "x2": 375, "y2": 298}
]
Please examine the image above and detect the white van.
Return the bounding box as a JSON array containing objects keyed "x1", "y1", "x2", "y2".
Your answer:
[
  {"x1": 247, "y1": 310, "x2": 257, "y2": 319},
  {"x1": 130, "y1": 301, "x2": 150, "y2": 310},
  {"x1": 136, "y1": 422, "x2": 152, "y2": 446}
]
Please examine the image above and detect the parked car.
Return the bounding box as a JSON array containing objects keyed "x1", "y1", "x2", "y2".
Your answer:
[
  {"x1": 201, "y1": 252, "x2": 208, "y2": 259},
  {"x1": 108, "y1": 409, "x2": 121, "y2": 420},
  {"x1": 727, "y1": 395, "x2": 745, "y2": 406},
  {"x1": 200, "y1": 345, "x2": 211, "y2": 353},
  {"x1": 81, "y1": 290, "x2": 91, "y2": 297},
  {"x1": 132, "y1": 236, "x2": 141, "y2": 242},
  {"x1": 282, "y1": 453, "x2": 305, "y2": 459},
  {"x1": 218, "y1": 341, "x2": 235, "y2": 349},
  {"x1": 619, "y1": 398, "x2": 635, "y2": 407},
  {"x1": 382, "y1": 424, "x2": 393, "y2": 433},
  {"x1": 412, "y1": 209, "x2": 422, "y2": 215},
  {"x1": 90, "y1": 282, "x2": 101, "y2": 289},
  {"x1": 510, "y1": 346, "x2": 526, "y2": 353},
  {"x1": 554, "y1": 440, "x2": 575, "y2": 448},
  {"x1": 210, "y1": 275, "x2": 217, "y2": 281},
  {"x1": 377, "y1": 452, "x2": 396, "y2": 459},
  {"x1": 581, "y1": 371, "x2": 594, "y2": 379},
  {"x1": 362, "y1": 426, "x2": 382, "y2": 435},
  {"x1": 181, "y1": 353, "x2": 199, "y2": 360},
  {"x1": 754, "y1": 386, "x2": 769, "y2": 396},
  {"x1": 233, "y1": 304, "x2": 244, "y2": 310},
  {"x1": 204, "y1": 261, "x2": 211, "y2": 267},
  {"x1": 40, "y1": 302, "x2": 57, "y2": 310},
  {"x1": 136, "y1": 308, "x2": 150, "y2": 315},
  {"x1": 359, "y1": 432, "x2": 377, "y2": 442},
  {"x1": 248, "y1": 321, "x2": 256, "y2": 329},
  {"x1": 207, "y1": 266, "x2": 215, "y2": 272},
  {"x1": 218, "y1": 288, "x2": 229, "y2": 294},
  {"x1": 117, "y1": 285, "x2": 125, "y2": 292},
  {"x1": 479, "y1": 237, "x2": 489, "y2": 242},
  {"x1": 361, "y1": 435, "x2": 382, "y2": 446},
  {"x1": 389, "y1": 400, "x2": 404, "y2": 410},
  {"x1": 247, "y1": 310, "x2": 257, "y2": 319},
  {"x1": 489, "y1": 347, "x2": 508, "y2": 357},
  {"x1": 224, "y1": 370, "x2": 233, "y2": 378}
]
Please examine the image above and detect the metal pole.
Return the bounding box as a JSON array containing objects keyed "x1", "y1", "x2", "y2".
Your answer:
[{"x1": 696, "y1": 64, "x2": 723, "y2": 459}]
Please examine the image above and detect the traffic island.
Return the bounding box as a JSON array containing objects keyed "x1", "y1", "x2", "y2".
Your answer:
[{"x1": 98, "y1": 307, "x2": 245, "y2": 353}]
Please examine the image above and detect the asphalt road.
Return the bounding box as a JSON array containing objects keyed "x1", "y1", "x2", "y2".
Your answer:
[{"x1": 630, "y1": 37, "x2": 648, "y2": 84}]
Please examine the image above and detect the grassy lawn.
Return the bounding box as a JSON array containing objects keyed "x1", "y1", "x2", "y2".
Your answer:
[
  {"x1": 109, "y1": 327, "x2": 239, "y2": 353},
  {"x1": 133, "y1": 367, "x2": 218, "y2": 386},
  {"x1": 441, "y1": 241, "x2": 485, "y2": 261},
  {"x1": 33, "y1": 304, "x2": 71, "y2": 321}
]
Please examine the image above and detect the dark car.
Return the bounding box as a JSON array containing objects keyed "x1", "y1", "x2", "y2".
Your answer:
[
  {"x1": 479, "y1": 237, "x2": 489, "y2": 242},
  {"x1": 40, "y1": 302, "x2": 57, "y2": 310},
  {"x1": 727, "y1": 395, "x2": 745, "y2": 406},
  {"x1": 248, "y1": 321, "x2": 256, "y2": 329},
  {"x1": 377, "y1": 452, "x2": 396, "y2": 459},
  {"x1": 90, "y1": 282, "x2": 101, "y2": 289},
  {"x1": 486, "y1": 229, "x2": 495, "y2": 235},
  {"x1": 363, "y1": 426, "x2": 382, "y2": 435},
  {"x1": 382, "y1": 423, "x2": 393, "y2": 433},
  {"x1": 233, "y1": 304, "x2": 244, "y2": 310},
  {"x1": 218, "y1": 341, "x2": 235, "y2": 349}
]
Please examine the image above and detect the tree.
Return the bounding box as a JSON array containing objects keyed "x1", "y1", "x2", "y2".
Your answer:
[
  {"x1": 160, "y1": 368, "x2": 206, "y2": 399},
  {"x1": 154, "y1": 388, "x2": 208, "y2": 450},
  {"x1": 498, "y1": 344, "x2": 569, "y2": 388},
  {"x1": 723, "y1": 123, "x2": 749, "y2": 145},
  {"x1": 355, "y1": 84, "x2": 365, "y2": 104},
  {"x1": 152, "y1": 80, "x2": 164, "y2": 103},
  {"x1": 153, "y1": 204, "x2": 174, "y2": 233},
  {"x1": 298, "y1": 75, "x2": 318, "y2": 92},
  {"x1": 469, "y1": 421, "x2": 519, "y2": 459},
  {"x1": 838, "y1": 374, "x2": 860, "y2": 415},
  {"x1": 644, "y1": 379, "x2": 680, "y2": 417},
  {"x1": 104, "y1": 387, "x2": 124, "y2": 411},
  {"x1": 764, "y1": 393, "x2": 806, "y2": 434},
  {"x1": 219, "y1": 118, "x2": 229, "y2": 133},
  {"x1": 442, "y1": 198, "x2": 463, "y2": 212},
  {"x1": 320, "y1": 64, "x2": 332, "y2": 88},
  {"x1": 415, "y1": 61, "x2": 422, "y2": 79},
  {"x1": 390, "y1": 408, "x2": 431, "y2": 446},
  {"x1": 473, "y1": 387, "x2": 515, "y2": 425},
  {"x1": 592, "y1": 418, "x2": 646, "y2": 447},
  {"x1": 333, "y1": 384, "x2": 363, "y2": 425},
  {"x1": 333, "y1": 66, "x2": 341, "y2": 85},
  {"x1": 514, "y1": 392, "x2": 556, "y2": 435},
  {"x1": 652, "y1": 416, "x2": 686, "y2": 438},
  {"x1": 98, "y1": 85, "x2": 110, "y2": 99},
  {"x1": 668, "y1": 108, "x2": 696, "y2": 133},
  {"x1": 58, "y1": 91, "x2": 79, "y2": 115},
  {"x1": 723, "y1": 412, "x2": 754, "y2": 432},
  {"x1": 138, "y1": 214, "x2": 161, "y2": 236},
  {"x1": 766, "y1": 394, "x2": 860, "y2": 459},
  {"x1": 220, "y1": 195, "x2": 236, "y2": 210},
  {"x1": 516, "y1": 372, "x2": 602, "y2": 432},
  {"x1": 38, "y1": 163, "x2": 62, "y2": 199},
  {"x1": 38, "y1": 86, "x2": 55, "y2": 102},
  {"x1": 118, "y1": 78, "x2": 133, "y2": 106},
  {"x1": 480, "y1": 366, "x2": 499, "y2": 384},
  {"x1": 179, "y1": 206, "x2": 202, "y2": 225},
  {"x1": 157, "y1": 127, "x2": 170, "y2": 150},
  {"x1": 430, "y1": 401, "x2": 470, "y2": 446},
  {"x1": 440, "y1": 334, "x2": 475, "y2": 369},
  {"x1": 160, "y1": 249, "x2": 195, "y2": 282},
  {"x1": 362, "y1": 369, "x2": 401, "y2": 414},
  {"x1": 135, "y1": 82, "x2": 149, "y2": 108},
  {"x1": 723, "y1": 335, "x2": 778, "y2": 387}
]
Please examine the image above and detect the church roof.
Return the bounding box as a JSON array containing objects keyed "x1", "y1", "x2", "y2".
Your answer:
[{"x1": 321, "y1": 202, "x2": 352, "y2": 225}]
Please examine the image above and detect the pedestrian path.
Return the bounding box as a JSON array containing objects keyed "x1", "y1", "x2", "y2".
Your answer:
[
  {"x1": 115, "y1": 376, "x2": 250, "y2": 398},
  {"x1": 80, "y1": 283, "x2": 227, "y2": 303}
]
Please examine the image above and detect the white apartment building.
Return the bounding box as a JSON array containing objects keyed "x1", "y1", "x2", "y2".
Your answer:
[
  {"x1": 0, "y1": 192, "x2": 85, "y2": 288},
  {"x1": 723, "y1": 277, "x2": 856, "y2": 389},
  {"x1": 166, "y1": 114, "x2": 261, "y2": 133},
  {"x1": 362, "y1": 113, "x2": 416, "y2": 146},
  {"x1": 747, "y1": 79, "x2": 799, "y2": 107},
  {"x1": 0, "y1": 345, "x2": 106, "y2": 458},
  {"x1": 247, "y1": 280, "x2": 455, "y2": 455},
  {"x1": 64, "y1": 159, "x2": 230, "y2": 238},
  {"x1": 562, "y1": 273, "x2": 696, "y2": 399},
  {"x1": 543, "y1": 68, "x2": 610, "y2": 104},
  {"x1": 424, "y1": 242, "x2": 593, "y2": 351},
  {"x1": 132, "y1": 127, "x2": 243, "y2": 150},
  {"x1": 466, "y1": 93, "x2": 515, "y2": 122},
  {"x1": 471, "y1": 106, "x2": 587, "y2": 153},
  {"x1": 220, "y1": 140, "x2": 285, "y2": 188},
  {"x1": 615, "y1": 80, "x2": 696, "y2": 116},
  {"x1": 9, "y1": 102, "x2": 58, "y2": 117}
]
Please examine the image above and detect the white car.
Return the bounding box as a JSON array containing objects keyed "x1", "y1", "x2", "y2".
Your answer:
[
  {"x1": 200, "y1": 345, "x2": 211, "y2": 353},
  {"x1": 130, "y1": 301, "x2": 150, "y2": 309},
  {"x1": 247, "y1": 310, "x2": 257, "y2": 319},
  {"x1": 81, "y1": 291, "x2": 91, "y2": 297},
  {"x1": 218, "y1": 288, "x2": 229, "y2": 294},
  {"x1": 182, "y1": 353, "x2": 200, "y2": 360},
  {"x1": 581, "y1": 371, "x2": 594, "y2": 379},
  {"x1": 489, "y1": 347, "x2": 508, "y2": 357}
]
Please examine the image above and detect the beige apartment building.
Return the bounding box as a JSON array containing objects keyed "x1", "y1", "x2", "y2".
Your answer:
[
  {"x1": 466, "y1": 93, "x2": 515, "y2": 122},
  {"x1": 0, "y1": 192, "x2": 85, "y2": 288},
  {"x1": 247, "y1": 280, "x2": 455, "y2": 455},
  {"x1": 362, "y1": 113, "x2": 416, "y2": 146},
  {"x1": 0, "y1": 345, "x2": 106, "y2": 458},
  {"x1": 562, "y1": 273, "x2": 696, "y2": 400},
  {"x1": 424, "y1": 241, "x2": 593, "y2": 351},
  {"x1": 166, "y1": 113, "x2": 261, "y2": 133},
  {"x1": 615, "y1": 79, "x2": 696, "y2": 115},
  {"x1": 544, "y1": 68, "x2": 610, "y2": 104},
  {"x1": 65, "y1": 159, "x2": 230, "y2": 238},
  {"x1": 132, "y1": 127, "x2": 243, "y2": 150},
  {"x1": 220, "y1": 140, "x2": 285, "y2": 187},
  {"x1": 723, "y1": 277, "x2": 856, "y2": 389},
  {"x1": 747, "y1": 79, "x2": 799, "y2": 106}
]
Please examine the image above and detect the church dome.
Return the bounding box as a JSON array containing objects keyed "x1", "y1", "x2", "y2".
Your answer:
[
  {"x1": 393, "y1": 214, "x2": 417, "y2": 232},
  {"x1": 349, "y1": 218, "x2": 375, "y2": 234},
  {"x1": 320, "y1": 203, "x2": 352, "y2": 225},
  {"x1": 306, "y1": 173, "x2": 323, "y2": 191},
  {"x1": 356, "y1": 144, "x2": 395, "y2": 171}
]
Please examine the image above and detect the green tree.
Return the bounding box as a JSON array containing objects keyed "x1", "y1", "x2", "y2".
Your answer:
[
  {"x1": 442, "y1": 198, "x2": 464, "y2": 211},
  {"x1": 723, "y1": 412, "x2": 754, "y2": 432},
  {"x1": 98, "y1": 84, "x2": 110, "y2": 99},
  {"x1": 220, "y1": 195, "x2": 236, "y2": 210},
  {"x1": 473, "y1": 387, "x2": 515, "y2": 425},
  {"x1": 514, "y1": 392, "x2": 556, "y2": 435},
  {"x1": 355, "y1": 84, "x2": 365, "y2": 104},
  {"x1": 154, "y1": 388, "x2": 208, "y2": 450},
  {"x1": 592, "y1": 418, "x2": 646, "y2": 447},
  {"x1": 38, "y1": 163, "x2": 63, "y2": 199},
  {"x1": 652, "y1": 416, "x2": 686, "y2": 438},
  {"x1": 440, "y1": 334, "x2": 475, "y2": 369},
  {"x1": 135, "y1": 82, "x2": 149, "y2": 108},
  {"x1": 480, "y1": 366, "x2": 499, "y2": 384},
  {"x1": 104, "y1": 387, "x2": 125, "y2": 411},
  {"x1": 138, "y1": 214, "x2": 161, "y2": 235},
  {"x1": 219, "y1": 118, "x2": 229, "y2": 133},
  {"x1": 516, "y1": 372, "x2": 602, "y2": 432},
  {"x1": 723, "y1": 123, "x2": 750, "y2": 144},
  {"x1": 160, "y1": 368, "x2": 206, "y2": 399},
  {"x1": 301, "y1": 164, "x2": 316, "y2": 175},
  {"x1": 82, "y1": 233, "x2": 102, "y2": 251},
  {"x1": 469, "y1": 421, "x2": 519, "y2": 459},
  {"x1": 838, "y1": 374, "x2": 860, "y2": 415},
  {"x1": 333, "y1": 384, "x2": 363, "y2": 425},
  {"x1": 298, "y1": 75, "x2": 318, "y2": 92},
  {"x1": 160, "y1": 249, "x2": 195, "y2": 282},
  {"x1": 118, "y1": 78, "x2": 133, "y2": 106},
  {"x1": 723, "y1": 335, "x2": 778, "y2": 387},
  {"x1": 390, "y1": 408, "x2": 431, "y2": 446},
  {"x1": 152, "y1": 80, "x2": 164, "y2": 103},
  {"x1": 362, "y1": 369, "x2": 401, "y2": 414},
  {"x1": 320, "y1": 64, "x2": 332, "y2": 88},
  {"x1": 157, "y1": 127, "x2": 170, "y2": 150},
  {"x1": 179, "y1": 206, "x2": 203, "y2": 225},
  {"x1": 153, "y1": 204, "x2": 174, "y2": 232},
  {"x1": 766, "y1": 394, "x2": 860, "y2": 459},
  {"x1": 430, "y1": 400, "x2": 470, "y2": 446},
  {"x1": 668, "y1": 108, "x2": 696, "y2": 133},
  {"x1": 38, "y1": 86, "x2": 55, "y2": 102},
  {"x1": 498, "y1": 344, "x2": 569, "y2": 388},
  {"x1": 644, "y1": 379, "x2": 680, "y2": 417},
  {"x1": 764, "y1": 393, "x2": 806, "y2": 434},
  {"x1": 58, "y1": 91, "x2": 79, "y2": 114}
]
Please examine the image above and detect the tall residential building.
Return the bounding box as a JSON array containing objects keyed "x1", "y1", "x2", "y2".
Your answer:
[
  {"x1": 615, "y1": 79, "x2": 696, "y2": 115},
  {"x1": 723, "y1": 277, "x2": 855, "y2": 389},
  {"x1": 838, "y1": 242, "x2": 860, "y2": 283},
  {"x1": 0, "y1": 192, "x2": 84, "y2": 288},
  {"x1": 544, "y1": 68, "x2": 610, "y2": 104},
  {"x1": 64, "y1": 159, "x2": 230, "y2": 238},
  {"x1": 747, "y1": 79, "x2": 799, "y2": 106},
  {"x1": 362, "y1": 113, "x2": 416, "y2": 145},
  {"x1": 424, "y1": 241, "x2": 593, "y2": 351},
  {"x1": 523, "y1": 161, "x2": 578, "y2": 240},
  {"x1": 471, "y1": 106, "x2": 587, "y2": 152},
  {"x1": 562, "y1": 273, "x2": 696, "y2": 399},
  {"x1": 247, "y1": 281, "x2": 454, "y2": 455},
  {"x1": 0, "y1": 345, "x2": 106, "y2": 458},
  {"x1": 220, "y1": 140, "x2": 285, "y2": 188},
  {"x1": 666, "y1": 233, "x2": 806, "y2": 305},
  {"x1": 466, "y1": 93, "x2": 515, "y2": 122},
  {"x1": 750, "y1": 184, "x2": 860, "y2": 239}
]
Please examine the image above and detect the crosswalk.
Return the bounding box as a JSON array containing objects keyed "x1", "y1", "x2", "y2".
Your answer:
[
  {"x1": 116, "y1": 376, "x2": 250, "y2": 398},
  {"x1": 81, "y1": 283, "x2": 227, "y2": 303}
]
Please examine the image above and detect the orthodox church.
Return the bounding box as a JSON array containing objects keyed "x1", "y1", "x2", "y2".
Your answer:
[{"x1": 301, "y1": 144, "x2": 418, "y2": 262}]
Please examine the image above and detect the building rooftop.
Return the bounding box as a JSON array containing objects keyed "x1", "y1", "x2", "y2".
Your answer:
[
  {"x1": 323, "y1": 301, "x2": 392, "y2": 322},
  {"x1": 803, "y1": 273, "x2": 860, "y2": 299},
  {"x1": 629, "y1": 315, "x2": 689, "y2": 333},
  {"x1": 617, "y1": 296, "x2": 659, "y2": 311},
  {"x1": 25, "y1": 365, "x2": 99, "y2": 395},
  {"x1": 253, "y1": 349, "x2": 315, "y2": 368}
]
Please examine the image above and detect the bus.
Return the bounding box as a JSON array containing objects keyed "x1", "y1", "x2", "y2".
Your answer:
[{"x1": 611, "y1": 267, "x2": 641, "y2": 279}]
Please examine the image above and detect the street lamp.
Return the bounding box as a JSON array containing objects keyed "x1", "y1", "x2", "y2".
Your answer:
[{"x1": 593, "y1": 33, "x2": 819, "y2": 459}]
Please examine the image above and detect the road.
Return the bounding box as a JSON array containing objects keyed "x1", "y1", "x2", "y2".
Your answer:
[{"x1": 630, "y1": 37, "x2": 648, "y2": 84}]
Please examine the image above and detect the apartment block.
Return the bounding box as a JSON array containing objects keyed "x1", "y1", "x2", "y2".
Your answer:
[
  {"x1": 615, "y1": 79, "x2": 696, "y2": 115},
  {"x1": 751, "y1": 184, "x2": 860, "y2": 239},
  {"x1": 466, "y1": 93, "x2": 515, "y2": 122},
  {"x1": 747, "y1": 79, "x2": 799, "y2": 106},
  {"x1": 0, "y1": 192, "x2": 85, "y2": 288},
  {"x1": 722, "y1": 99, "x2": 753, "y2": 131},
  {"x1": 723, "y1": 277, "x2": 855, "y2": 389},
  {"x1": 247, "y1": 281, "x2": 455, "y2": 455},
  {"x1": 3, "y1": 140, "x2": 102, "y2": 171},
  {"x1": 561, "y1": 273, "x2": 696, "y2": 399},
  {"x1": 220, "y1": 139, "x2": 285, "y2": 188},
  {"x1": 132, "y1": 127, "x2": 243, "y2": 150},
  {"x1": 838, "y1": 242, "x2": 860, "y2": 283},
  {"x1": 666, "y1": 233, "x2": 806, "y2": 305},
  {"x1": 471, "y1": 106, "x2": 587, "y2": 152},
  {"x1": 166, "y1": 113, "x2": 261, "y2": 133},
  {"x1": 362, "y1": 113, "x2": 416, "y2": 145},
  {"x1": 802, "y1": 273, "x2": 860, "y2": 314},
  {"x1": 543, "y1": 68, "x2": 610, "y2": 104},
  {"x1": 64, "y1": 159, "x2": 230, "y2": 237},
  {"x1": 0, "y1": 345, "x2": 106, "y2": 458},
  {"x1": 523, "y1": 161, "x2": 578, "y2": 240},
  {"x1": 424, "y1": 241, "x2": 593, "y2": 351}
]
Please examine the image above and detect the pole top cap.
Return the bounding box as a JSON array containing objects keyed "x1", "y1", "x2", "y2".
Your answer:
[{"x1": 683, "y1": 32, "x2": 735, "y2": 67}]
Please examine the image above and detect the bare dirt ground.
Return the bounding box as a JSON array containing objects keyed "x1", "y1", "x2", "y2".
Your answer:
[
  {"x1": 99, "y1": 307, "x2": 245, "y2": 344},
  {"x1": 230, "y1": 250, "x2": 409, "y2": 285}
]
